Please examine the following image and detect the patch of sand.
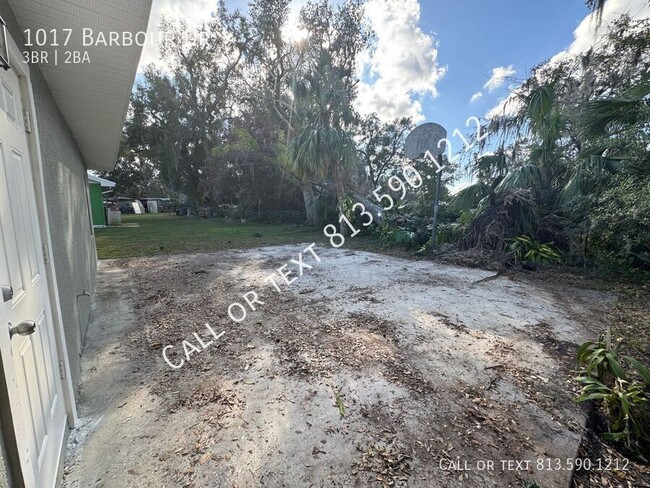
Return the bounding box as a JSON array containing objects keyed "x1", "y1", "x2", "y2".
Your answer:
[{"x1": 63, "y1": 245, "x2": 614, "y2": 488}]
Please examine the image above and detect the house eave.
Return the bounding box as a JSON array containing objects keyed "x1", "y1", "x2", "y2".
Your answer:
[{"x1": 8, "y1": 0, "x2": 153, "y2": 171}]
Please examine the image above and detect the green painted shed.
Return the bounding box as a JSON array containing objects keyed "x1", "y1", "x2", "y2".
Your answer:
[{"x1": 87, "y1": 173, "x2": 116, "y2": 227}]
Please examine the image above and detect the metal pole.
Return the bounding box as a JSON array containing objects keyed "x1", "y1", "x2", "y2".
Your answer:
[{"x1": 431, "y1": 155, "x2": 443, "y2": 251}]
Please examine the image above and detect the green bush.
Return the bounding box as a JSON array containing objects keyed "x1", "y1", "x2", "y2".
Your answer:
[
  {"x1": 436, "y1": 222, "x2": 465, "y2": 245},
  {"x1": 370, "y1": 212, "x2": 430, "y2": 251},
  {"x1": 508, "y1": 235, "x2": 563, "y2": 264},
  {"x1": 589, "y1": 177, "x2": 650, "y2": 270},
  {"x1": 575, "y1": 334, "x2": 650, "y2": 461}
]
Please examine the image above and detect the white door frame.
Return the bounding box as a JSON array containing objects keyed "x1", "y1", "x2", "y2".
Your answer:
[{"x1": 5, "y1": 26, "x2": 78, "y2": 429}]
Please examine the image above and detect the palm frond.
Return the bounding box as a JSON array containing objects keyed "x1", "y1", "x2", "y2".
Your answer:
[
  {"x1": 281, "y1": 126, "x2": 358, "y2": 185},
  {"x1": 587, "y1": 0, "x2": 607, "y2": 25},
  {"x1": 527, "y1": 85, "x2": 556, "y2": 127},
  {"x1": 472, "y1": 152, "x2": 509, "y2": 181},
  {"x1": 450, "y1": 182, "x2": 492, "y2": 211},
  {"x1": 578, "y1": 143, "x2": 612, "y2": 159},
  {"x1": 559, "y1": 156, "x2": 621, "y2": 203},
  {"x1": 495, "y1": 165, "x2": 543, "y2": 194},
  {"x1": 578, "y1": 82, "x2": 650, "y2": 138}
]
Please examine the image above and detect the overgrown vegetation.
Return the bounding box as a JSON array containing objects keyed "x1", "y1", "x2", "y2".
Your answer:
[
  {"x1": 99, "y1": 2, "x2": 649, "y2": 276},
  {"x1": 575, "y1": 333, "x2": 650, "y2": 461},
  {"x1": 508, "y1": 236, "x2": 563, "y2": 264},
  {"x1": 450, "y1": 16, "x2": 650, "y2": 272}
]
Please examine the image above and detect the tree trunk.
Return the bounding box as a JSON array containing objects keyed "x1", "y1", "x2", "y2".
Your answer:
[
  {"x1": 351, "y1": 193, "x2": 384, "y2": 226},
  {"x1": 302, "y1": 183, "x2": 319, "y2": 226},
  {"x1": 336, "y1": 195, "x2": 348, "y2": 236}
]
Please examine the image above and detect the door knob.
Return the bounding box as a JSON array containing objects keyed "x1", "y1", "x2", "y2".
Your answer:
[
  {"x1": 1, "y1": 285, "x2": 12, "y2": 303},
  {"x1": 8, "y1": 321, "x2": 36, "y2": 338}
]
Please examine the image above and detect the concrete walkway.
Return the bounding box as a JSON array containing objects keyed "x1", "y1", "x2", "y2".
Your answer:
[{"x1": 62, "y1": 262, "x2": 174, "y2": 487}]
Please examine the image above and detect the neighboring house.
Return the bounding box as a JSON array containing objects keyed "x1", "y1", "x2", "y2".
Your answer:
[
  {"x1": 87, "y1": 174, "x2": 116, "y2": 227},
  {"x1": 0, "y1": 1, "x2": 152, "y2": 487}
]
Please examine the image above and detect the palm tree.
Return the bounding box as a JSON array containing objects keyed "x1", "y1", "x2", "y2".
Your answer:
[
  {"x1": 452, "y1": 85, "x2": 569, "y2": 248},
  {"x1": 280, "y1": 56, "x2": 359, "y2": 225},
  {"x1": 452, "y1": 150, "x2": 541, "y2": 250},
  {"x1": 454, "y1": 76, "x2": 648, "y2": 256},
  {"x1": 570, "y1": 81, "x2": 650, "y2": 184},
  {"x1": 578, "y1": 82, "x2": 650, "y2": 150}
]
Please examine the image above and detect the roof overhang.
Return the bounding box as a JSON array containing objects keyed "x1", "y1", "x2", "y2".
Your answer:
[{"x1": 8, "y1": 0, "x2": 153, "y2": 170}]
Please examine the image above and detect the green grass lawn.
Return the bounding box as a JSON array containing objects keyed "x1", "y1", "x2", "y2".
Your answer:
[{"x1": 94, "y1": 214, "x2": 326, "y2": 259}]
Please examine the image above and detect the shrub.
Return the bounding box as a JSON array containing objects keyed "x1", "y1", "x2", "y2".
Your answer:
[
  {"x1": 575, "y1": 334, "x2": 650, "y2": 460},
  {"x1": 371, "y1": 212, "x2": 430, "y2": 251},
  {"x1": 508, "y1": 235, "x2": 563, "y2": 264},
  {"x1": 589, "y1": 177, "x2": 650, "y2": 270},
  {"x1": 436, "y1": 222, "x2": 465, "y2": 245}
]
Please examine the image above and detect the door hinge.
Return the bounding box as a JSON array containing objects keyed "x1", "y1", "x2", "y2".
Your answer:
[
  {"x1": 42, "y1": 243, "x2": 50, "y2": 264},
  {"x1": 59, "y1": 361, "x2": 65, "y2": 379},
  {"x1": 23, "y1": 110, "x2": 32, "y2": 133}
]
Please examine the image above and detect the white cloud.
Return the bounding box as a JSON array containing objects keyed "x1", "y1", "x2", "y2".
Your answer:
[
  {"x1": 550, "y1": 0, "x2": 650, "y2": 64},
  {"x1": 355, "y1": 0, "x2": 446, "y2": 123},
  {"x1": 142, "y1": 0, "x2": 444, "y2": 122},
  {"x1": 485, "y1": 0, "x2": 649, "y2": 120},
  {"x1": 140, "y1": 0, "x2": 314, "y2": 68},
  {"x1": 485, "y1": 94, "x2": 524, "y2": 120},
  {"x1": 139, "y1": 0, "x2": 215, "y2": 68},
  {"x1": 469, "y1": 91, "x2": 483, "y2": 103},
  {"x1": 483, "y1": 65, "x2": 516, "y2": 92}
]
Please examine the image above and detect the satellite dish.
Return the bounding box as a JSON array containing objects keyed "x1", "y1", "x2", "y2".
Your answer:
[{"x1": 404, "y1": 122, "x2": 447, "y2": 160}]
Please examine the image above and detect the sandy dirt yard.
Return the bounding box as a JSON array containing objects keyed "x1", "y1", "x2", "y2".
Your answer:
[{"x1": 62, "y1": 244, "x2": 616, "y2": 488}]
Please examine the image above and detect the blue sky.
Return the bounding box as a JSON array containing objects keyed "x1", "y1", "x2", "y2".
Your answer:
[
  {"x1": 418, "y1": 1, "x2": 590, "y2": 135},
  {"x1": 141, "y1": 0, "x2": 648, "y2": 158}
]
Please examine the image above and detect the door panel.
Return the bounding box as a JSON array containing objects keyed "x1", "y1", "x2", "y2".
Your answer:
[
  {"x1": 0, "y1": 144, "x2": 25, "y2": 302},
  {"x1": 16, "y1": 335, "x2": 46, "y2": 463},
  {"x1": 1, "y1": 81, "x2": 18, "y2": 125},
  {"x1": 35, "y1": 310, "x2": 57, "y2": 418},
  {"x1": 0, "y1": 59, "x2": 67, "y2": 488},
  {"x1": 11, "y1": 148, "x2": 41, "y2": 282}
]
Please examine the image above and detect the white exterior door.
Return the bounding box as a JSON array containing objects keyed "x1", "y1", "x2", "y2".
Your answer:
[{"x1": 0, "y1": 63, "x2": 67, "y2": 487}]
